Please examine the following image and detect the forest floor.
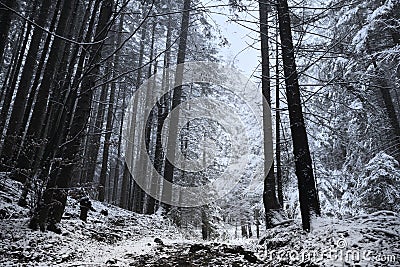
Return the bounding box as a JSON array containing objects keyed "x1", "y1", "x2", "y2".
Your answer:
[{"x1": 1, "y1": 175, "x2": 400, "y2": 266}]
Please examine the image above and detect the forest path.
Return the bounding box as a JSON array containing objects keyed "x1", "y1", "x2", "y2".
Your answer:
[{"x1": 1, "y1": 177, "x2": 400, "y2": 266}]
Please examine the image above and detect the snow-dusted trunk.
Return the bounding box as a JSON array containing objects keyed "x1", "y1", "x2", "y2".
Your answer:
[
  {"x1": 275, "y1": 18, "x2": 283, "y2": 206},
  {"x1": 0, "y1": 6, "x2": 36, "y2": 174},
  {"x1": 0, "y1": 27, "x2": 25, "y2": 155},
  {"x1": 276, "y1": 0, "x2": 320, "y2": 231}
]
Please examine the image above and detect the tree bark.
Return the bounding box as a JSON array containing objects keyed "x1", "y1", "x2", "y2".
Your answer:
[
  {"x1": 0, "y1": 0, "x2": 16, "y2": 64},
  {"x1": 147, "y1": 12, "x2": 173, "y2": 215},
  {"x1": 275, "y1": 18, "x2": 283, "y2": 206},
  {"x1": 259, "y1": 0, "x2": 281, "y2": 228},
  {"x1": 0, "y1": 28, "x2": 25, "y2": 150},
  {"x1": 162, "y1": 0, "x2": 191, "y2": 212},
  {"x1": 276, "y1": 0, "x2": 320, "y2": 231},
  {"x1": 3, "y1": 0, "x2": 53, "y2": 164},
  {"x1": 11, "y1": 0, "x2": 77, "y2": 181},
  {"x1": 51, "y1": 0, "x2": 113, "y2": 191}
]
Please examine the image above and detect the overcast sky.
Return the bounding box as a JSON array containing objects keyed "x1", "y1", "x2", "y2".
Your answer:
[{"x1": 206, "y1": 1, "x2": 261, "y2": 78}]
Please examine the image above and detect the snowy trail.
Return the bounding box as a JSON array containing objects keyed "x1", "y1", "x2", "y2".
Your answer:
[{"x1": 1, "y1": 178, "x2": 400, "y2": 266}]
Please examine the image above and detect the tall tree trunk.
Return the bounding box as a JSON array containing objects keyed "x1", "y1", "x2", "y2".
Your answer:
[
  {"x1": 109, "y1": 2, "x2": 126, "y2": 203},
  {"x1": 98, "y1": 65, "x2": 116, "y2": 202},
  {"x1": 148, "y1": 12, "x2": 173, "y2": 215},
  {"x1": 0, "y1": 27, "x2": 25, "y2": 148},
  {"x1": 99, "y1": 2, "x2": 127, "y2": 202},
  {"x1": 259, "y1": 0, "x2": 281, "y2": 228},
  {"x1": 11, "y1": 0, "x2": 77, "y2": 181},
  {"x1": 0, "y1": 8, "x2": 36, "y2": 172},
  {"x1": 0, "y1": 0, "x2": 16, "y2": 64},
  {"x1": 113, "y1": 89, "x2": 126, "y2": 203},
  {"x1": 128, "y1": 18, "x2": 147, "y2": 211},
  {"x1": 162, "y1": 0, "x2": 191, "y2": 212},
  {"x1": 276, "y1": 0, "x2": 320, "y2": 231},
  {"x1": 85, "y1": 62, "x2": 111, "y2": 186},
  {"x1": 50, "y1": 0, "x2": 113, "y2": 192},
  {"x1": 133, "y1": 19, "x2": 157, "y2": 213},
  {"x1": 275, "y1": 18, "x2": 283, "y2": 206},
  {"x1": 18, "y1": 0, "x2": 62, "y2": 147},
  {"x1": 3, "y1": 0, "x2": 53, "y2": 164}
]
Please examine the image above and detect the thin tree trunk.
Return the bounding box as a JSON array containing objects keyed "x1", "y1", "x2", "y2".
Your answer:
[
  {"x1": 134, "y1": 19, "x2": 157, "y2": 213},
  {"x1": 0, "y1": 0, "x2": 16, "y2": 64},
  {"x1": 0, "y1": 28, "x2": 25, "y2": 148},
  {"x1": 100, "y1": 4, "x2": 127, "y2": 202},
  {"x1": 148, "y1": 12, "x2": 173, "y2": 215},
  {"x1": 275, "y1": 18, "x2": 283, "y2": 206},
  {"x1": 259, "y1": 0, "x2": 281, "y2": 228},
  {"x1": 3, "y1": 0, "x2": 53, "y2": 164},
  {"x1": 130, "y1": 20, "x2": 147, "y2": 212},
  {"x1": 0, "y1": 11, "x2": 35, "y2": 172},
  {"x1": 373, "y1": 61, "x2": 400, "y2": 162},
  {"x1": 86, "y1": 63, "x2": 110, "y2": 186},
  {"x1": 162, "y1": 0, "x2": 191, "y2": 212},
  {"x1": 98, "y1": 66, "x2": 116, "y2": 202}
]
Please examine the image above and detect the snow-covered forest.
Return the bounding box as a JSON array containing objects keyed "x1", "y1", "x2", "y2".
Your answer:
[{"x1": 0, "y1": 0, "x2": 399, "y2": 266}]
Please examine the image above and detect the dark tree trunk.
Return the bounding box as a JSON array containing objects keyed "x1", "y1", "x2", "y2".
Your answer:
[
  {"x1": 259, "y1": 0, "x2": 281, "y2": 228},
  {"x1": 0, "y1": 28, "x2": 25, "y2": 149},
  {"x1": 120, "y1": 163, "x2": 130, "y2": 209},
  {"x1": 111, "y1": 3, "x2": 126, "y2": 203},
  {"x1": 201, "y1": 208, "x2": 209, "y2": 240},
  {"x1": 241, "y1": 220, "x2": 248, "y2": 238},
  {"x1": 0, "y1": 0, "x2": 16, "y2": 64},
  {"x1": 373, "y1": 61, "x2": 400, "y2": 163},
  {"x1": 12, "y1": 0, "x2": 77, "y2": 181},
  {"x1": 51, "y1": 0, "x2": 113, "y2": 192},
  {"x1": 162, "y1": 0, "x2": 191, "y2": 212},
  {"x1": 98, "y1": 61, "x2": 116, "y2": 201},
  {"x1": 134, "y1": 19, "x2": 157, "y2": 213},
  {"x1": 0, "y1": 12, "x2": 35, "y2": 172},
  {"x1": 148, "y1": 13, "x2": 173, "y2": 215},
  {"x1": 18, "y1": 0, "x2": 62, "y2": 146},
  {"x1": 85, "y1": 63, "x2": 110, "y2": 187},
  {"x1": 275, "y1": 20, "x2": 283, "y2": 206},
  {"x1": 276, "y1": 0, "x2": 320, "y2": 231},
  {"x1": 3, "y1": 0, "x2": 53, "y2": 164}
]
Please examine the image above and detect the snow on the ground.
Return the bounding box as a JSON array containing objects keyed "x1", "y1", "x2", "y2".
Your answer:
[
  {"x1": 256, "y1": 213, "x2": 400, "y2": 266},
  {"x1": 1, "y1": 174, "x2": 400, "y2": 266},
  {"x1": 0, "y1": 175, "x2": 186, "y2": 266}
]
